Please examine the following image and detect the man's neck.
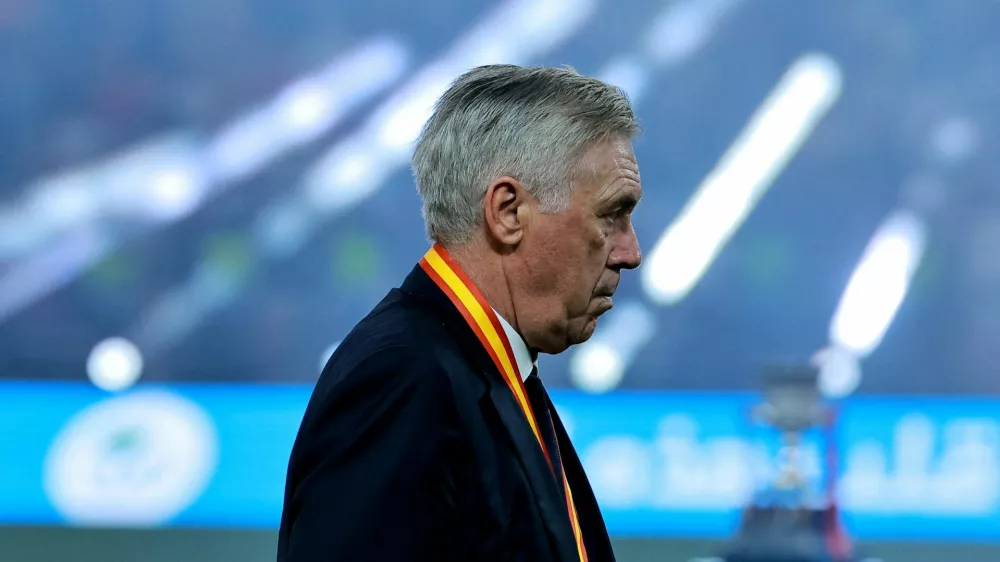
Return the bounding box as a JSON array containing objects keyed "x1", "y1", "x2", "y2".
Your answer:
[{"x1": 446, "y1": 241, "x2": 519, "y2": 334}]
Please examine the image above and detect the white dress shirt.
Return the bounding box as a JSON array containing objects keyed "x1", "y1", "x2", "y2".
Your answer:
[{"x1": 493, "y1": 309, "x2": 537, "y2": 381}]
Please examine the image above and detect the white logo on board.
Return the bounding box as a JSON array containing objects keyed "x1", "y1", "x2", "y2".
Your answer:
[{"x1": 43, "y1": 390, "x2": 218, "y2": 526}]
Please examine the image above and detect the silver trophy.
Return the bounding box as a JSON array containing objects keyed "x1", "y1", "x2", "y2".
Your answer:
[
  {"x1": 713, "y1": 365, "x2": 865, "y2": 562},
  {"x1": 752, "y1": 365, "x2": 830, "y2": 497}
]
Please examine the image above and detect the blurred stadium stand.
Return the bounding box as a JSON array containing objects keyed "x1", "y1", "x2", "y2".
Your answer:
[
  {"x1": 2, "y1": 0, "x2": 1000, "y2": 560},
  {"x1": 2, "y1": 0, "x2": 1000, "y2": 393}
]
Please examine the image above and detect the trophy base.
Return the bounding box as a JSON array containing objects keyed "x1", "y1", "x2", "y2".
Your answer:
[{"x1": 718, "y1": 505, "x2": 855, "y2": 562}]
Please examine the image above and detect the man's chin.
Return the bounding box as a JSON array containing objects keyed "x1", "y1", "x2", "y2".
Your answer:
[
  {"x1": 572, "y1": 317, "x2": 599, "y2": 345},
  {"x1": 538, "y1": 317, "x2": 601, "y2": 353}
]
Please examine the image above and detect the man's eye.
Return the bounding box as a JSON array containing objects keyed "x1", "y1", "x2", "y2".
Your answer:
[{"x1": 603, "y1": 207, "x2": 627, "y2": 220}]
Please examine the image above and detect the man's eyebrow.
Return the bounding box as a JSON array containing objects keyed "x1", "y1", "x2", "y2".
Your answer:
[{"x1": 616, "y1": 189, "x2": 642, "y2": 208}]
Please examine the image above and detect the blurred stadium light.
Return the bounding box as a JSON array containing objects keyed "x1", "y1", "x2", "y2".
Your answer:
[
  {"x1": 0, "y1": 135, "x2": 196, "y2": 262},
  {"x1": 927, "y1": 115, "x2": 980, "y2": 167},
  {"x1": 830, "y1": 211, "x2": 926, "y2": 356},
  {"x1": 86, "y1": 337, "x2": 144, "y2": 393},
  {"x1": 818, "y1": 211, "x2": 927, "y2": 397},
  {"x1": 595, "y1": 0, "x2": 745, "y2": 102},
  {"x1": 813, "y1": 345, "x2": 863, "y2": 399},
  {"x1": 0, "y1": 37, "x2": 410, "y2": 323},
  {"x1": 815, "y1": 111, "x2": 980, "y2": 399},
  {"x1": 129, "y1": 0, "x2": 601, "y2": 356},
  {"x1": 205, "y1": 37, "x2": 410, "y2": 183},
  {"x1": 570, "y1": 300, "x2": 656, "y2": 393},
  {"x1": 644, "y1": 0, "x2": 743, "y2": 66},
  {"x1": 642, "y1": 53, "x2": 843, "y2": 305},
  {"x1": 0, "y1": 217, "x2": 112, "y2": 327},
  {"x1": 595, "y1": 0, "x2": 743, "y2": 101}
]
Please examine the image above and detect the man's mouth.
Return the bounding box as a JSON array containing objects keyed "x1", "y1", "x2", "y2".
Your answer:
[
  {"x1": 594, "y1": 286, "x2": 616, "y2": 298},
  {"x1": 594, "y1": 295, "x2": 614, "y2": 313}
]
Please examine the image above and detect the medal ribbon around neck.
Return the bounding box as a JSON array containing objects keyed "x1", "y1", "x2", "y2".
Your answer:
[{"x1": 420, "y1": 243, "x2": 587, "y2": 562}]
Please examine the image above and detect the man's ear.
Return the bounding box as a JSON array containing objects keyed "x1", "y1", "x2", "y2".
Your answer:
[{"x1": 483, "y1": 176, "x2": 529, "y2": 246}]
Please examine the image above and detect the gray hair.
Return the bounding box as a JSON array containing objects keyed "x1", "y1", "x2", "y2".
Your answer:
[{"x1": 411, "y1": 64, "x2": 639, "y2": 244}]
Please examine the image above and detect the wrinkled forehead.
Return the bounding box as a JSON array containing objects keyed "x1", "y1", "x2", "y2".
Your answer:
[
  {"x1": 573, "y1": 136, "x2": 642, "y2": 198},
  {"x1": 574, "y1": 135, "x2": 637, "y2": 176}
]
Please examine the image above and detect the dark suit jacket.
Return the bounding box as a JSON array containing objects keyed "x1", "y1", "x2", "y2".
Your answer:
[{"x1": 277, "y1": 263, "x2": 615, "y2": 562}]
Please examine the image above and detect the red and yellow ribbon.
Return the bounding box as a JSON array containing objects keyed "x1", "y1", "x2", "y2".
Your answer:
[{"x1": 420, "y1": 243, "x2": 587, "y2": 562}]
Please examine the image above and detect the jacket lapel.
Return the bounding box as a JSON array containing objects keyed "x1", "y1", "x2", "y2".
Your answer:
[
  {"x1": 485, "y1": 381, "x2": 581, "y2": 561},
  {"x1": 399, "y1": 264, "x2": 581, "y2": 561}
]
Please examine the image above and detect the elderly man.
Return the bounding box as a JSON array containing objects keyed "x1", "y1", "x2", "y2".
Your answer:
[{"x1": 278, "y1": 64, "x2": 642, "y2": 562}]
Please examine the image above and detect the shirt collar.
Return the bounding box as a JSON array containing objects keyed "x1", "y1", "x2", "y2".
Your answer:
[{"x1": 492, "y1": 308, "x2": 536, "y2": 381}]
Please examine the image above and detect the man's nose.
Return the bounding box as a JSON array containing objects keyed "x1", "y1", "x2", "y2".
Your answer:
[{"x1": 609, "y1": 226, "x2": 642, "y2": 271}]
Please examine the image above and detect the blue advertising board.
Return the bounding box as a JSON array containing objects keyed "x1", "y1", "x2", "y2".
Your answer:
[{"x1": 0, "y1": 382, "x2": 997, "y2": 541}]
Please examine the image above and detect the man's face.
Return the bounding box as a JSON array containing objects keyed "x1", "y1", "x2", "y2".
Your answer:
[{"x1": 516, "y1": 136, "x2": 643, "y2": 353}]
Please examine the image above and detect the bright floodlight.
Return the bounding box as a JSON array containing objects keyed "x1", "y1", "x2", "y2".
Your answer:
[
  {"x1": 34, "y1": 174, "x2": 98, "y2": 229},
  {"x1": 597, "y1": 55, "x2": 649, "y2": 100},
  {"x1": 929, "y1": 115, "x2": 978, "y2": 165},
  {"x1": 87, "y1": 337, "x2": 144, "y2": 392},
  {"x1": 642, "y1": 53, "x2": 843, "y2": 305},
  {"x1": 255, "y1": 200, "x2": 312, "y2": 258},
  {"x1": 278, "y1": 81, "x2": 334, "y2": 136},
  {"x1": 571, "y1": 342, "x2": 625, "y2": 393},
  {"x1": 812, "y1": 345, "x2": 862, "y2": 399},
  {"x1": 645, "y1": 0, "x2": 740, "y2": 66},
  {"x1": 830, "y1": 211, "x2": 926, "y2": 357},
  {"x1": 570, "y1": 301, "x2": 655, "y2": 393},
  {"x1": 149, "y1": 167, "x2": 203, "y2": 220}
]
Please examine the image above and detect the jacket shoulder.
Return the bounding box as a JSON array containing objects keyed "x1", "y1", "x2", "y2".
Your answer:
[
  {"x1": 327, "y1": 288, "x2": 457, "y2": 372},
  {"x1": 308, "y1": 289, "x2": 476, "y2": 414}
]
